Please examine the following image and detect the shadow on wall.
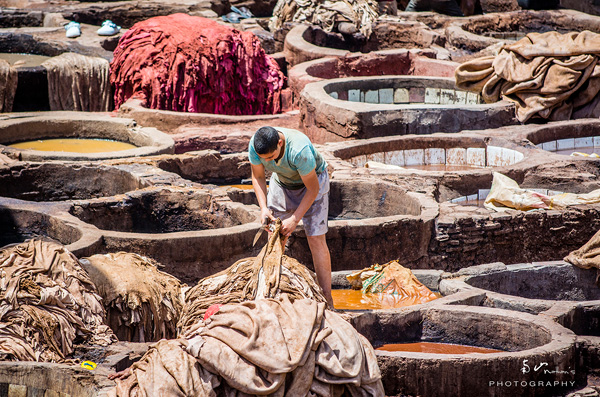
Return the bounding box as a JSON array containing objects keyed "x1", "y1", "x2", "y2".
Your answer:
[{"x1": 0, "y1": 208, "x2": 50, "y2": 247}]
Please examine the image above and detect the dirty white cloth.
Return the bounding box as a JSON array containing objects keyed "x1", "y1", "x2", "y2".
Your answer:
[
  {"x1": 110, "y1": 295, "x2": 384, "y2": 396},
  {"x1": 42, "y1": 53, "x2": 111, "y2": 111},
  {"x1": 456, "y1": 31, "x2": 600, "y2": 122},
  {"x1": 0, "y1": 59, "x2": 17, "y2": 112},
  {"x1": 484, "y1": 172, "x2": 600, "y2": 211},
  {"x1": 80, "y1": 252, "x2": 186, "y2": 343},
  {"x1": 0, "y1": 239, "x2": 115, "y2": 362},
  {"x1": 269, "y1": 0, "x2": 379, "y2": 38},
  {"x1": 364, "y1": 160, "x2": 404, "y2": 170}
]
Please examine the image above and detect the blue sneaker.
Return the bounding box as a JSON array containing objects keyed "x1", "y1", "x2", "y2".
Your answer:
[
  {"x1": 231, "y1": 5, "x2": 253, "y2": 18},
  {"x1": 97, "y1": 20, "x2": 121, "y2": 36},
  {"x1": 65, "y1": 21, "x2": 81, "y2": 38},
  {"x1": 222, "y1": 12, "x2": 242, "y2": 23}
]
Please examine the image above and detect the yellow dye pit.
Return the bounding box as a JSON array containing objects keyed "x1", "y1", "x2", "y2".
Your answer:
[
  {"x1": 10, "y1": 138, "x2": 137, "y2": 153},
  {"x1": 376, "y1": 342, "x2": 503, "y2": 354}
]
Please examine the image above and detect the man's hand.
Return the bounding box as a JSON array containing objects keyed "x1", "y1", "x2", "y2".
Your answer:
[
  {"x1": 281, "y1": 215, "x2": 299, "y2": 236},
  {"x1": 108, "y1": 367, "x2": 132, "y2": 380},
  {"x1": 261, "y1": 207, "x2": 275, "y2": 225}
]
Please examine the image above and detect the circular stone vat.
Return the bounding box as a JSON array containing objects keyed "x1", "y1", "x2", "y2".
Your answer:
[
  {"x1": 0, "y1": 52, "x2": 51, "y2": 68},
  {"x1": 283, "y1": 22, "x2": 444, "y2": 67},
  {"x1": 299, "y1": 76, "x2": 517, "y2": 143},
  {"x1": 69, "y1": 187, "x2": 253, "y2": 234},
  {"x1": 440, "y1": 262, "x2": 600, "y2": 315},
  {"x1": 0, "y1": 28, "x2": 115, "y2": 111},
  {"x1": 526, "y1": 119, "x2": 600, "y2": 158},
  {"x1": 0, "y1": 112, "x2": 174, "y2": 161},
  {"x1": 288, "y1": 48, "x2": 458, "y2": 98},
  {"x1": 327, "y1": 133, "x2": 524, "y2": 172},
  {"x1": 0, "y1": 163, "x2": 143, "y2": 202},
  {"x1": 447, "y1": 9, "x2": 600, "y2": 53},
  {"x1": 137, "y1": 150, "x2": 251, "y2": 186},
  {"x1": 70, "y1": 187, "x2": 260, "y2": 283},
  {"x1": 117, "y1": 97, "x2": 296, "y2": 152},
  {"x1": 0, "y1": 50, "x2": 52, "y2": 112},
  {"x1": 559, "y1": 302, "x2": 600, "y2": 337},
  {"x1": 0, "y1": 206, "x2": 81, "y2": 248},
  {"x1": 352, "y1": 306, "x2": 580, "y2": 396},
  {"x1": 465, "y1": 262, "x2": 600, "y2": 301},
  {"x1": 285, "y1": 178, "x2": 439, "y2": 272}
]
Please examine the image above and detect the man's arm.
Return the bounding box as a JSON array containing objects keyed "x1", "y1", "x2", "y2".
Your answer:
[
  {"x1": 281, "y1": 169, "x2": 319, "y2": 236},
  {"x1": 251, "y1": 162, "x2": 274, "y2": 224}
]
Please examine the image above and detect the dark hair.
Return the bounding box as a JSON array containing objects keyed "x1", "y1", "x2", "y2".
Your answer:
[{"x1": 254, "y1": 126, "x2": 280, "y2": 155}]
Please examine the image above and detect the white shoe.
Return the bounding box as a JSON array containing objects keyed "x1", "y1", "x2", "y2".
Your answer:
[
  {"x1": 97, "y1": 20, "x2": 121, "y2": 36},
  {"x1": 65, "y1": 21, "x2": 81, "y2": 38}
]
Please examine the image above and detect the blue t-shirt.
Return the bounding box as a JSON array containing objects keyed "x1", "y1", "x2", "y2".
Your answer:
[{"x1": 248, "y1": 127, "x2": 327, "y2": 189}]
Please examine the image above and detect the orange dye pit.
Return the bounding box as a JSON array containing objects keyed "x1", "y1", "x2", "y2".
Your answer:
[
  {"x1": 376, "y1": 342, "x2": 503, "y2": 354},
  {"x1": 332, "y1": 289, "x2": 440, "y2": 310}
]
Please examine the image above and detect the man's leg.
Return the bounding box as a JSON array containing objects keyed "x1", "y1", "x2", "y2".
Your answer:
[
  {"x1": 433, "y1": 0, "x2": 464, "y2": 16},
  {"x1": 306, "y1": 234, "x2": 333, "y2": 307}
]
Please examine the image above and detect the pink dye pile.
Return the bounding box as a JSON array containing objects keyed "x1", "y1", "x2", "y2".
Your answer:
[{"x1": 110, "y1": 14, "x2": 285, "y2": 115}]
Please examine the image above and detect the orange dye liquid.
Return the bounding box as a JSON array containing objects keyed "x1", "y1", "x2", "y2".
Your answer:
[
  {"x1": 332, "y1": 289, "x2": 440, "y2": 310},
  {"x1": 225, "y1": 184, "x2": 254, "y2": 190},
  {"x1": 10, "y1": 138, "x2": 137, "y2": 153},
  {"x1": 376, "y1": 342, "x2": 503, "y2": 354}
]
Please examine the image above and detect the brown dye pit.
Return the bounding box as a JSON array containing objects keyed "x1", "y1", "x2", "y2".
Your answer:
[
  {"x1": 10, "y1": 138, "x2": 137, "y2": 153},
  {"x1": 0, "y1": 53, "x2": 51, "y2": 68},
  {"x1": 555, "y1": 146, "x2": 598, "y2": 156},
  {"x1": 405, "y1": 164, "x2": 485, "y2": 172},
  {"x1": 332, "y1": 289, "x2": 440, "y2": 310},
  {"x1": 376, "y1": 342, "x2": 503, "y2": 354}
]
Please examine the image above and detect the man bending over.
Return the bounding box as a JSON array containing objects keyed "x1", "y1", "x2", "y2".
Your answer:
[{"x1": 249, "y1": 126, "x2": 333, "y2": 306}]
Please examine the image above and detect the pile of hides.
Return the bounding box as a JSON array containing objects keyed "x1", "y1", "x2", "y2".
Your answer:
[
  {"x1": 564, "y1": 229, "x2": 600, "y2": 286},
  {"x1": 0, "y1": 239, "x2": 115, "y2": 362},
  {"x1": 485, "y1": 172, "x2": 600, "y2": 212},
  {"x1": 346, "y1": 260, "x2": 438, "y2": 307},
  {"x1": 455, "y1": 30, "x2": 600, "y2": 122},
  {"x1": 179, "y1": 219, "x2": 327, "y2": 330},
  {"x1": 110, "y1": 14, "x2": 285, "y2": 115},
  {"x1": 269, "y1": 0, "x2": 379, "y2": 38},
  {"x1": 109, "y1": 295, "x2": 384, "y2": 396},
  {"x1": 79, "y1": 252, "x2": 186, "y2": 343},
  {"x1": 0, "y1": 59, "x2": 17, "y2": 112},
  {"x1": 41, "y1": 53, "x2": 111, "y2": 112}
]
